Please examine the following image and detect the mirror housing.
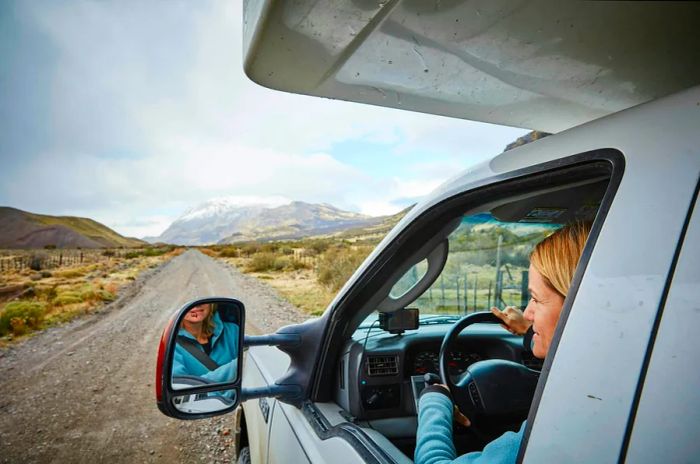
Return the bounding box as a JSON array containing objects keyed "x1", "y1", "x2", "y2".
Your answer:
[{"x1": 156, "y1": 297, "x2": 245, "y2": 420}]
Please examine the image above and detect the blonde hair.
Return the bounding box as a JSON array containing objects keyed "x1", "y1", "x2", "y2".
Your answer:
[
  {"x1": 201, "y1": 304, "x2": 216, "y2": 339},
  {"x1": 530, "y1": 222, "x2": 592, "y2": 297}
]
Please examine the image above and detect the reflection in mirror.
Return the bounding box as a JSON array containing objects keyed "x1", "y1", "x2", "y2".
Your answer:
[
  {"x1": 171, "y1": 302, "x2": 240, "y2": 390},
  {"x1": 389, "y1": 259, "x2": 429, "y2": 299},
  {"x1": 172, "y1": 388, "x2": 237, "y2": 414}
]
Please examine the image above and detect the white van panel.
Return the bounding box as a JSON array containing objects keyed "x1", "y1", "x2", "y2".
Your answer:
[
  {"x1": 269, "y1": 402, "x2": 368, "y2": 464},
  {"x1": 625, "y1": 186, "x2": 700, "y2": 463},
  {"x1": 523, "y1": 89, "x2": 700, "y2": 462}
]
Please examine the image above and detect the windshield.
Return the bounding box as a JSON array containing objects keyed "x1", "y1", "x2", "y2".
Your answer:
[{"x1": 359, "y1": 212, "x2": 561, "y2": 328}]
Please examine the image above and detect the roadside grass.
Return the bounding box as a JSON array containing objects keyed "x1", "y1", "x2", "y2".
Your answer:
[
  {"x1": 203, "y1": 240, "x2": 374, "y2": 316},
  {"x1": 0, "y1": 247, "x2": 184, "y2": 345}
]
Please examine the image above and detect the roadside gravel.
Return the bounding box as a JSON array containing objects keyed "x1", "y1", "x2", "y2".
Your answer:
[{"x1": 0, "y1": 250, "x2": 309, "y2": 463}]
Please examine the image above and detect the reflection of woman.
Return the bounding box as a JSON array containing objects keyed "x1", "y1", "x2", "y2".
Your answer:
[
  {"x1": 172, "y1": 303, "x2": 239, "y2": 385},
  {"x1": 415, "y1": 223, "x2": 591, "y2": 464}
]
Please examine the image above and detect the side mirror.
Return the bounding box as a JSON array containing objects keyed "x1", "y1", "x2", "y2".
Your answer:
[{"x1": 156, "y1": 298, "x2": 244, "y2": 419}]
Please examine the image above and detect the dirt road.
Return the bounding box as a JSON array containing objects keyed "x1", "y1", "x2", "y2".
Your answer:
[{"x1": 0, "y1": 250, "x2": 308, "y2": 463}]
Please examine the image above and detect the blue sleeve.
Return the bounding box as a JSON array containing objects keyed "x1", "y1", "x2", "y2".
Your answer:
[
  {"x1": 172, "y1": 344, "x2": 237, "y2": 384},
  {"x1": 415, "y1": 392, "x2": 525, "y2": 464},
  {"x1": 195, "y1": 358, "x2": 237, "y2": 384}
]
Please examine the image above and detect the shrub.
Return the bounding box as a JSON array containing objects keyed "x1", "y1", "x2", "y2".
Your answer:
[
  {"x1": 79, "y1": 284, "x2": 116, "y2": 303},
  {"x1": 287, "y1": 259, "x2": 311, "y2": 271},
  {"x1": 239, "y1": 243, "x2": 261, "y2": 257},
  {"x1": 29, "y1": 255, "x2": 44, "y2": 271},
  {"x1": 218, "y1": 246, "x2": 239, "y2": 258},
  {"x1": 53, "y1": 291, "x2": 83, "y2": 306},
  {"x1": 316, "y1": 246, "x2": 372, "y2": 292},
  {"x1": 53, "y1": 268, "x2": 88, "y2": 279},
  {"x1": 0, "y1": 301, "x2": 47, "y2": 336},
  {"x1": 140, "y1": 247, "x2": 170, "y2": 257},
  {"x1": 259, "y1": 243, "x2": 280, "y2": 253},
  {"x1": 306, "y1": 240, "x2": 331, "y2": 255},
  {"x1": 35, "y1": 285, "x2": 58, "y2": 301},
  {"x1": 102, "y1": 250, "x2": 115, "y2": 257},
  {"x1": 247, "y1": 253, "x2": 286, "y2": 272}
]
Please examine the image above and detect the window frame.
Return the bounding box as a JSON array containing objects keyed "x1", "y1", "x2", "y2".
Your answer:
[{"x1": 310, "y1": 149, "x2": 625, "y2": 447}]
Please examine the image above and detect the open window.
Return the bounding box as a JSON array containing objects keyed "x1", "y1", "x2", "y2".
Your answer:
[{"x1": 318, "y1": 151, "x2": 623, "y2": 463}]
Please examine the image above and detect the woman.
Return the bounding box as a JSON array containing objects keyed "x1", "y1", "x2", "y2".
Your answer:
[
  {"x1": 415, "y1": 222, "x2": 591, "y2": 464},
  {"x1": 172, "y1": 302, "x2": 240, "y2": 385}
]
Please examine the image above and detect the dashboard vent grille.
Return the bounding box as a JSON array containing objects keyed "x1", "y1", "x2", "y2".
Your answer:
[{"x1": 366, "y1": 355, "x2": 399, "y2": 376}]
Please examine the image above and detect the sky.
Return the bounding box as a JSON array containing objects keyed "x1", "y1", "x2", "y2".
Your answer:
[{"x1": 0, "y1": 1, "x2": 527, "y2": 238}]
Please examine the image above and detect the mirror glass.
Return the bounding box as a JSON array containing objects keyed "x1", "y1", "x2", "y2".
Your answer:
[
  {"x1": 171, "y1": 301, "x2": 240, "y2": 390},
  {"x1": 389, "y1": 259, "x2": 429, "y2": 299},
  {"x1": 172, "y1": 389, "x2": 237, "y2": 414}
]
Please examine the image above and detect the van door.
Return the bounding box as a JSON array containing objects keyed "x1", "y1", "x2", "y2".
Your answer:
[{"x1": 623, "y1": 183, "x2": 700, "y2": 463}]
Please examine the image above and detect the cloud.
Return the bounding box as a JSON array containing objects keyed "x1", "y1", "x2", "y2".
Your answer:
[{"x1": 0, "y1": 0, "x2": 527, "y2": 238}]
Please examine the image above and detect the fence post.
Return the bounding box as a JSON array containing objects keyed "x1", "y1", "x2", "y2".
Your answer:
[
  {"x1": 456, "y1": 277, "x2": 461, "y2": 313},
  {"x1": 487, "y1": 281, "x2": 492, "y2": 308},
  {"x1": 463, "y1": 276, "x2": 468, "y2": 313},
  {"x1": 440, "y1": 275, "x2": 446, "y2": 309}
]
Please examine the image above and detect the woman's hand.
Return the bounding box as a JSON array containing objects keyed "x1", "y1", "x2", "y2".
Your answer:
[
  {"x1": 490, "y1": 306, "x2": 532, "y2": 336},
  {"x1": 433, "y1": 383, "x2": 471, "y2": 427},
  {"x1": 453, "y1": 405, "x2": 471, "y2": 427}
]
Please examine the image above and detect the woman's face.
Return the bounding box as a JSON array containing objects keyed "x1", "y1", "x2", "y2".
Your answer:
[
  {"x1": 184, "y1": 304, "x2": 211, "y2": 324},
  {"x1": 523, "y1": 264, "x2": 565, "y2": 359}
]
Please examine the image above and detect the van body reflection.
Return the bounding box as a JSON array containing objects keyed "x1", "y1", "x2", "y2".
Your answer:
[{"x1": 171, "y1": 302, "x2": 240, "y2": 394}]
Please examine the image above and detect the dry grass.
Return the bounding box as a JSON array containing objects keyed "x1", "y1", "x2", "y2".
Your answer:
[
  {"x1": 253, "y1": 269, "x2": 334, "y2": 316},
  {"x1": 0, "y1": 247, "x2": 184, "y2": 345},
  {"x1": 211, "y1": 240, "x2": 374, "y2": 317}
]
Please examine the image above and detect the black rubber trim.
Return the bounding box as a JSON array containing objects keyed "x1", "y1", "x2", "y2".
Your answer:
[
  {"x1": 516, "y1": 150, "x2": 625, "y2": 463},
  {"x1": 301, "y1": 401, "x2": 398, "y2": 464},
  {"x1": 617, "y1": 176, "x2": 700, "y2": 463}
]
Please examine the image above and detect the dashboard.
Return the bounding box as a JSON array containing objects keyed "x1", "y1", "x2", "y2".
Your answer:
[
  {"x1": 334, "y1": 323, "x2": 542, "y2": 425},
  {"x1": 408, "y1": 347, "x2": 482, "y2": 377}
]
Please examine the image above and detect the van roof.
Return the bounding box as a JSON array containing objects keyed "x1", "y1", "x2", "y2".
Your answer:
[{"x1": 243, "y1": 1, "x2": 700, "y2": 132}]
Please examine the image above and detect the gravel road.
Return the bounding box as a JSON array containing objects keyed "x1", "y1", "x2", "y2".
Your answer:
[{"x1": 0, "y1": 250, "x2": 309, "y2": 463}]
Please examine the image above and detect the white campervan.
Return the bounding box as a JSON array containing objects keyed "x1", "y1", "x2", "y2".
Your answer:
[{"x1": 156, "y1": 2, "x2": 700, "y2": 463}]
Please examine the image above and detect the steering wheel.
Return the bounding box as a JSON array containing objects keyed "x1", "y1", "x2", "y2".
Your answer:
[{"x1": 439, "y1": 312, "x2": 540, "y2": 434}]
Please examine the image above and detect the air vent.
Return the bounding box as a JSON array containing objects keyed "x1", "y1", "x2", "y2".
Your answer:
[{"x1": 366, "y1": 355, "x2": 399, "y2": 376}]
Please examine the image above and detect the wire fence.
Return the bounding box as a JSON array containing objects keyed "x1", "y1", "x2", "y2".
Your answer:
[{"x1": 0, "y1": 249, "x2": 142, "y2": 272}]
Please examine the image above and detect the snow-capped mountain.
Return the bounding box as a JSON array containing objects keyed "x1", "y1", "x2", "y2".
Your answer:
[{"x1": 148, "y1": 197, "x2": 385, "y2": 245}]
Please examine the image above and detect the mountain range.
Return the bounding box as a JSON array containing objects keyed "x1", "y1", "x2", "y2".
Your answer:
[
  {"x1": 147, "y1": 199, "x2": 389, "y2": 245},
  {"x1": 0, "y1": 207, "x2": 144, "y2": 249}
]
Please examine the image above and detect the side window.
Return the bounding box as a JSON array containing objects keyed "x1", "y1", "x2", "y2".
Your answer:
[{"x1": 411, "y1": 213, "x2": 560, "y2": 314}]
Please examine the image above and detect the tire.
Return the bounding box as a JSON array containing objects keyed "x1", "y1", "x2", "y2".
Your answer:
[{"x1": 237, "y1": 446, "x2": 251, "y2": 464}]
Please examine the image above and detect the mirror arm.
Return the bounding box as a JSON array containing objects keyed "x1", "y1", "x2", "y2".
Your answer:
[
  {"x1": 244, "y1": 334, "x2": 301, "y2": 347},
  {"x1": 240, "y1": 384, "x2": 303, "y2": 402}
]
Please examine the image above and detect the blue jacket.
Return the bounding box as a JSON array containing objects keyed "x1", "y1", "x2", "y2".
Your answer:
[
  {"x1": 172, "y1": 311, "x2": 239, "y2": 385},
  {"x1": 415, "y1": 389, "x2": 525, "y2": 464}
]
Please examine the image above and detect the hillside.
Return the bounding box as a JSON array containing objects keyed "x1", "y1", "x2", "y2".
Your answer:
[
  {"x1": 152, "y1": 199, "x2": 390, "y2": 245},
  {"x1": 315, "y1": 205, "x2": 411, "y2": 243},
  {"x1": 0, "y1": 207, "x2": 145, "y2": 249}
]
